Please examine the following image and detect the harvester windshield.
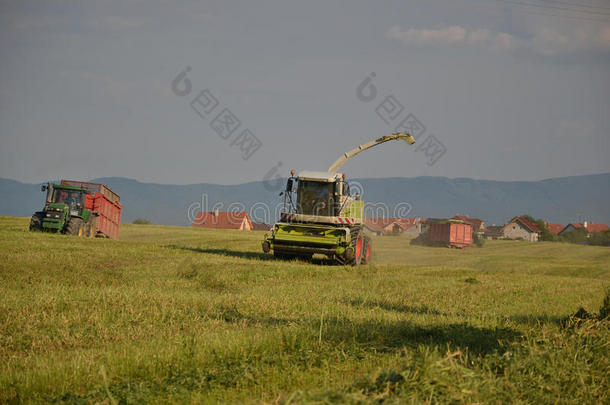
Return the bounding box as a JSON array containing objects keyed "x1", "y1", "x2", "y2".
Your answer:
[{"x1": 297, "y1": 181, "x2": 335, "y2": 216}]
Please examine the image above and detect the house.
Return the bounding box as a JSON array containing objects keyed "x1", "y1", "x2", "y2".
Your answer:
[
  {"x1": 394, "y1": 218, "x2": 424, "y2": 237},
  {"x1": 363, "y1": 217, "x2": 424, "y2": 236},
  {"x1": 192, "y1": 209, "x2": 253, "y2": 230},
  {"x1": 483, "y1": 225, "x2": 504, "y2": 240},
  {"x1": 502, "y1": 216, "x2": 540, "y2": 241},
  {"x1": 251, "y1": 221, "x2": 272, "y2": 231},
  {"x1": 451, "y1": 215, "x2": 486, "y2": 233},
  {"x1": 363, "y1": 217, "x2": 404, "y2": 235},
  {"x1": 545, "y1": 223, "x2": 564, "y2": 235},
  {"x1": 558, "y1": 221, "x2": 609, "y2": 236},
  {"x1": 585, "y1": 223, "x2": 610, "y2": 233},
  {"x1": 363, "y1": 218, "x2": 389, "y2": 236}
]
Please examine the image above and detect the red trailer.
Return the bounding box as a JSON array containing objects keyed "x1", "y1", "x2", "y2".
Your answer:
[
  {"x1": 428, "y1": 221, "x2": 473, "y2": 248},
  {"x1": 60, "y1": 180, "x2": 122, "y2": 239}
]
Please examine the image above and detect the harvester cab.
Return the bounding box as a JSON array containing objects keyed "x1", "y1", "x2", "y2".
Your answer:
[
  {"x1": 30, "y1": 182, "x2": 96, "y2": 237},
  {"x1": 282, "y1": 171, "x2": 361, "y2": 219},
  {"x1": 262, "y1": 132, "x2": 416, "y2": 265}
]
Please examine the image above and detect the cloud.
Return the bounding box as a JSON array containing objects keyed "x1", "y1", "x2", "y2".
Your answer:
[
  {"x1": 386, "y1": 24, "x2": 610, "y2": 57},
  {"x1": 385, "y1": 25, "x2": 518, "y2": 51},
  {"x1": 527, "y1": 24, "x2": 610, "y2": 56},
  {"x1": 385, "y1": 25, "x2": 467, "y2": 47}
]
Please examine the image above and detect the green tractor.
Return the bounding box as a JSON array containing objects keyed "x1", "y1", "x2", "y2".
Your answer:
[
  {"x1": 262, "y1": 132, "x2": 416, "y2": 265},
  {"x1": 29, "y1": 183, "x2": 96, "y2": 237}
]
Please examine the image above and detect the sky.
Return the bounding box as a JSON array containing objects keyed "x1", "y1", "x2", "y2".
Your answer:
[{"x1": 0, "y1": 0, "x2": 609, "y2": 185}]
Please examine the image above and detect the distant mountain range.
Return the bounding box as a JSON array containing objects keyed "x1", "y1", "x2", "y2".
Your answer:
[{"x1": 1, "y1": 174, "x2": 608, "y2": 226}]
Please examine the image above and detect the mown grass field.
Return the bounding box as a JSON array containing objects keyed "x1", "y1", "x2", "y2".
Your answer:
[{"x1": 1, "y1": 216, "x2": 609, "y2": 404}]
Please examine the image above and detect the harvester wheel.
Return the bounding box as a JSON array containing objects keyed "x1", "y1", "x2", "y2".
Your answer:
[
  {"x1": 347, "y1": 226, "x2": 363, "y2": 266},
  {"x1": 65, "y1": 217, "x2": 84, "y2": 237},
  {"x1": 361, "y1": 237, "x2": 372, "y2": 265},
  {"x1": 29, "y1": 212, "x2": 44, "y2": 231}
]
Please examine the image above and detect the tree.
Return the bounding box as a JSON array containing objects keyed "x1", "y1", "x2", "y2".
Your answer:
[
  {"x1": 589, "y1": 230, "x2": 610, "y2": 247},
  {"x1": 559, "y1": 228, "x2": 588, "y2": 244},
  {"x1": 473, "y1": 231, "x2": 485, "y2": 247},
  {"x1": 132, "y1": 218, "x2": 151, "y2": 225}
]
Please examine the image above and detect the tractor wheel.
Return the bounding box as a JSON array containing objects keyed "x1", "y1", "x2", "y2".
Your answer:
[
  {"x1": 65, "y1": 217, "x2": 84, "y2": 237},
  {"x1": 86, "y1": 217, "x2": 96, "y2": 238},
  {"x1": 29, "y1": 212, "x2": 44, "y2": 231}
]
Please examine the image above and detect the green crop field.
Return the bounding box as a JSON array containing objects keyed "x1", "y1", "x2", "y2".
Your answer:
[{"x1": 1, "y1": 216, "x2": 609, "y2": 404}]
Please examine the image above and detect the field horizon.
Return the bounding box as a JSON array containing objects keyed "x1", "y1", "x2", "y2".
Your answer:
[
  {"x1": 2, "y1": 173, "x2": 609, "y2": 226},
  {"x1": 1, "y1": 216, "x2": 608, "y2": 403}
]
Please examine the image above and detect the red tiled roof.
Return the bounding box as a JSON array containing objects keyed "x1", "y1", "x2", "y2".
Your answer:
[
  {"x1": 363, "y1": 217, "x2": 420, "y2": 234},
  {"x1": 192, "y1": 212, "x2": 252, "y2": 230},
  {"x1": 394, "y1": 218, "x2": 419, "y2": 227},
  {"x1": 363, "y1": 217, "x2": 392, "y2": 233},
  {"x1": 586, "y1": 223, "x2": 609, "y2": 233},
  {"x1": 545, "y1": 223, "x2": 564, "y2": 234},
  {"x1": 365, "y1": 217, "x2": 397, "y2": 227},
  {"x1": 559, "y1": 222, "x2": 608, "y2": 235},
  {"x1": 506, "y1": 216, "x2": 541, "y2": 233},
  {"x1": 558, "y1": 223, "x2": 583, "y2": 235},
  {"x1": 518, "y1": 216, "x2": 541, "y2": 233}
]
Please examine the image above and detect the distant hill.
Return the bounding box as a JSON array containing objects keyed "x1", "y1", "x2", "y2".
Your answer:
[{"x1": 1, "y1": 174, "x2": 608, "y2": 226}]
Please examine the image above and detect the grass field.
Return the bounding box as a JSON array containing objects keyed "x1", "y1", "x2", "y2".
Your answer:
[{"x1": 1, "y1": 216, "x2": 609, "y2": 404}]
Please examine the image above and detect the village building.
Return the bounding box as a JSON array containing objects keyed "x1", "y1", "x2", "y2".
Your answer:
[
  {"x1": 483, "y1": 225, "x2": 504, "y2": 240},
  {"x1": 393, "y1": 218, "x2": 424, "y2": 237},
  {"x1": 363, "y1": 217, "x2": 423, "y2": 237},
  {"x1": 558, "y1": 221, "x2": 609, "y2": 236},
  {"x1": 251, "y1": 222, "x2": 272, "y2": 231},
  {"x1": 502, "y1": 216, "x2": 540, "y2": 241},
  {"x1": 192, "y1": 210, "x2": 253, "y2": 230},
  {"x1": 451, "y1": 215, "x2": 486, "y2": 233},
  {"x1": 545, "y1": 223, "x2": 564, "y2": 235}
]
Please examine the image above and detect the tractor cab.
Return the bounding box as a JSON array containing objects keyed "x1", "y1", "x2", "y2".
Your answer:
[
  {"x1": 36, "y1": 183, "x2": 92, "y2": 233},
  {"x1": 50, "y1": 187, "x2": 85, "y2": 215},
  {"x1": 42, "y1": 184, "x2": 87, "y2": 216}
]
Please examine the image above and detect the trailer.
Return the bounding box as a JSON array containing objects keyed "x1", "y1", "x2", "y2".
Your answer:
[
  {"x1": 60, "y1": 180, "x2": 122, "y2": 239},
  {"x1": 427, "y1": 221, "x2": 473, "y2": 248}
]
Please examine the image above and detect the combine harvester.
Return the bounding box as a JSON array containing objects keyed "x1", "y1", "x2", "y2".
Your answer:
[
  {"x1": 29, "y1": 180, "x2": 121, "y2": 239},
  {"x1": 262, "y1": 133, "x2": 415, "y2": 265}
]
